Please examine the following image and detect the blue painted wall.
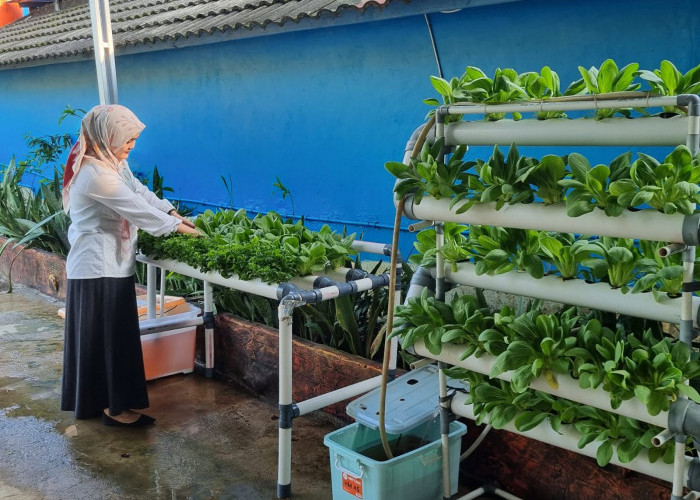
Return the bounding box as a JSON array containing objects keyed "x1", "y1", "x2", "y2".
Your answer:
[{"x1": 1, "y1": 0, "x2": 698, "y2": 259}]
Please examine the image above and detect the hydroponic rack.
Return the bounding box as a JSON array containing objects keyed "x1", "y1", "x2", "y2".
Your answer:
[
  {"x1": 397, "y1": 94, "x2": 700, "y2": 499},
  {"x1": 137, "y1": 238, "x2": 401, "y2": 499}
]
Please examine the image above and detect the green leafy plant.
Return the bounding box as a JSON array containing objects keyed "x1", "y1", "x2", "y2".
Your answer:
[
  {"x1": 453, "y1": 144, "x2": 535, "y2": 214},
  {"x1": 521, "y1": 66, "x2": 568, "y2": 119},
  {"x1": 575, "y1": 59, "x2": 641, "y2": 119},
  {"x1": 538, "y1": 232, "x2": 591, "y2": 280},
  {"x1": 637, "y1": 60, "x2": 700, "y2": 114},
  {"x1": 386, "y1": 139, "x2": 472, "y2": 204},
  {"x1": 608, "y1": 145, "x2": 700, "y2": 215},
  {"x1": 518, "y1": 154, "x2": 569, "y2": 205},
  {"x1": 490, "y1": 307, "x2": 579, "y2": 391},
  {"x1": 466, "y1": 225, "x2": 544, "y2": 279},
  {"x1": 579, "y1": 237, "x2": 641, "y2": 291},
  {"x1": 272, "y1": 176, "x2": 296, "y2": 217},
  {"x1": 559, "y1": 151, "x2": 632, "y2": 217},
  {"x1": 631, "y1": 240, "x2": 685, "y2": 299},
  {"x1": 426, "y1": 67, "x2": 530, "y2": 121}
]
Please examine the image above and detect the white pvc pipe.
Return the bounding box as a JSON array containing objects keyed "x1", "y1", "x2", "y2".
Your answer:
[
  {"x1": 450, "y1": 392, "x2": 684, "y2": 483},
  {"x1": 402, "y1": 198, "x2": 688, "y2": 244},
  {"x1": 444, "y1": 115, "x2": 687, "y2": 147},
  {"x1": 278, "y1": 302, "x2": 293, "y2": 493},
  {"x1": 435, "y1": 262, "x2": 685, "y2": 324},
  {"x1": 446, "y1": 95, "x2": 679, "y2": 116},
  {"x1": 673, "y1": 440, "x2": 686, "y2": 497},
  {"x1": 203, "y1": 280, "x2": 214, "y2": 373},
  {"x1": 413, "y1": 340, "x2": 667, "y2": 427},
  {"x1": 351, "y1": 240, "x2": 389, "y2": 256},
  {"x1": 159, "y1": 268, "x2": 166, "y2": 319},
  {"x1": 295, "y1": 375, "x2": 384, "y2": 416},
  {"x1": 146, "y1": 264, "x2": 157, "y2": 320},
  {"x1": 439, "y1": 365, "x2": 451, "y2": 497},
  {"x1": 137, "y1": 255, "x2": 280, "y2": 299}
]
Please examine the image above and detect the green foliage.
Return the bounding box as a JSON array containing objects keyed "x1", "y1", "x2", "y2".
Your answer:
[
  {"x1": 558, "y1": 151, "x2": 631, "y2": 217},
  {"x1": 521, "y1": 66, "x2": 568, "y2": 119},
  {"x1": 575, "y1": 59, "x2": 641, "y2": 119},
  {"x1": 139, "y1": 209, "x2": 357, "y2": 284},
  {"x1": 426, "y1": 66, "x2": 531, "y2": 121},
  {"x1": 453, "y1": 144, "x2": 535, "y2": 214},
  {"x1": 537, "y1": 232, "x2": 590, "y2": 279},
  {"x1": 518, "y1": 154, "x2": 569, "y2": 205},
  {"x1": 272, "y1": 176, "x2": 296, "y2": 217},
  {"x1": 386, "y1": 139, "x2": 473, "y2": 203},
  {"x1": 579, "y1": 237, "x2": 641, "y2": 291},
  {"x1": 608, "y1": 145, "x2": 700, "y2": 215},
  {"x1": 637, "y1": 60, "x2": 700, "y2": 113}
]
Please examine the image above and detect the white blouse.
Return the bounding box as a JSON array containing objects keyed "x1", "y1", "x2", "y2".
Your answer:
[{"x1": 65, "y1": 158, "x2": 180, "y2": 279}]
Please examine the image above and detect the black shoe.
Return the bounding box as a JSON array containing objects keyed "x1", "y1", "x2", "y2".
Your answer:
[{"x1": 101, "y1": 412, "x2": 155, "y2": 427}]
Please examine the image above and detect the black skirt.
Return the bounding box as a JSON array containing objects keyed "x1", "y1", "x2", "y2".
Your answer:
[{"x1": 61, "y1": 276, "x2": 149, "y2": 419}]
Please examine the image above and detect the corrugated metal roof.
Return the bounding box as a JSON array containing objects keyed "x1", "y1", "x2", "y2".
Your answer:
[{"x1": 0, "y1": 0, "x2": 398, "y2": 68}]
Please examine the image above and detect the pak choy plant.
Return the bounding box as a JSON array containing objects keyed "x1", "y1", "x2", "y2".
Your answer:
[
  {"x1": 521, "y1": 66, "x2": 568, "y2": 120},
  {"x1": 490, "y1": 306, "x2": 580, "y2": 392},
  {"x1": 572, "y1": 59, "x2": 642, "y2": 119},
  {"x1": 390, "y1": 288, "x2": 494, "y2": 359},
  {"x1": 425, "y1": 66, "x2": 530, "y2": 122},
  {"x1": 608, "y1": 145, "x2": 700, "y2": 216},
  {"x1": 559, "y1": 151, "x2": 632, "y2": 217},
  {"x1": 407, "y1": 223, "x2": 471, "y2": 271},
  {"x1": 537, "y1": 232, "x2": 591, "y2": 280},
  {"x1": 386, "y1": 139, "x2": 472, "y2": 205},
  {"x1": 579, "y1": 236, "x2": 641, "y2": 291},
  {"x1": 453, "y1": 144, "x2": 536, "y2": 214},
  {"x1": 630, "y1": 240, "x2": 686, "y2": 299},
  {"x1": 518, "y1": 153, "x2": 569, "y2": 205},
  {"x1": 637, "y1": 60, "x2": 700, "y2": 114},
  {"x1": 466, "y1": 225, "x2": 545, "y2": 279}
]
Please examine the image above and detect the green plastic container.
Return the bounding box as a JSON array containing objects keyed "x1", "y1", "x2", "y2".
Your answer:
[{"x1": 324, "y1": 419, "x2": 466, "y2": 500}]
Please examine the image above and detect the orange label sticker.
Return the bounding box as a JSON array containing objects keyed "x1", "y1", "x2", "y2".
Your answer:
[{"x1": 341, "y1": 471, "x2": 363, "y2": 498}]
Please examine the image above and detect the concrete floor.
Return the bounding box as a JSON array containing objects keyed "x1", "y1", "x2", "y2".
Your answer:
[{"x1": 0, "y1": 283, "x2": 336, "y2": 500}]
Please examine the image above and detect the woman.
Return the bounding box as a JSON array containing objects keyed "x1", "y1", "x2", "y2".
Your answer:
[{"x1": 60, "y1": 104, "x2": 201, "y2": 426}]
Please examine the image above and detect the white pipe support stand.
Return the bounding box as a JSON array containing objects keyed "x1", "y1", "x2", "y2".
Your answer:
[{"x1": 203, "y1": 280, "x2": 215, "y2": 378}]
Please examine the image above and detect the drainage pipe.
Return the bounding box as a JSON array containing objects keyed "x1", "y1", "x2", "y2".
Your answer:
[
  {"x1": 293, "y1": 375, "x2": 384, "y2": 416},
  {"x1": 401, "y1": 197, "x2": 696, "y2": 245},
  {"x1": 413, "y1": 339, "x2": 667, "y2": 427},
  {"x1": 450, "y1": 392, "x2": 687, "y2": 483},
  {"x1": 432, "y1": 261, "x2": 698, "y2": 325}
]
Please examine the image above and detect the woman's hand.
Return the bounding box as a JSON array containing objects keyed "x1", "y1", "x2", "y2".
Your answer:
[
  {"x1": 169, "y1": 210, "x2": 196, "y2": 229},
  {"x1": 177, "y1": 223, "x2": 205, "y2": 237}
]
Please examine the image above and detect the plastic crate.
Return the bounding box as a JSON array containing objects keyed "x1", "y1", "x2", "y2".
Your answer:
[
  {"x1": 140, "y1": 301, "x2": 202, "y2": 380},
  {"x1": 324, "y1": 418, "x2": 466, "y2": 500}
]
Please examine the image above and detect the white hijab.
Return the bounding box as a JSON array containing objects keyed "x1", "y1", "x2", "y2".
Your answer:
[{"x1": 62, "y1": 104, "x2": 145, "y2": 212}]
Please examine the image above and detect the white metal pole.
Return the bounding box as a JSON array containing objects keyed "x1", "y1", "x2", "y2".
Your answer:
[
  {"x1": 278, "y1": 300, "x2": 294, "y2": 498},
  {"x1": 88, "y1": 0, "x2": 118, "y2": 104},
  {"x1": 203, "y1": 280, "x2": 214, "y2": 378},
  {"x1": 146, "y1": 264, "x2": 156, "y2": 320}
]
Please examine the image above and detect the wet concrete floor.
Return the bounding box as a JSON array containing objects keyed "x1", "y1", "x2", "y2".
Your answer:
[{"x1": 0, "y1": 283, "x2": 336, "y2": 500}]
